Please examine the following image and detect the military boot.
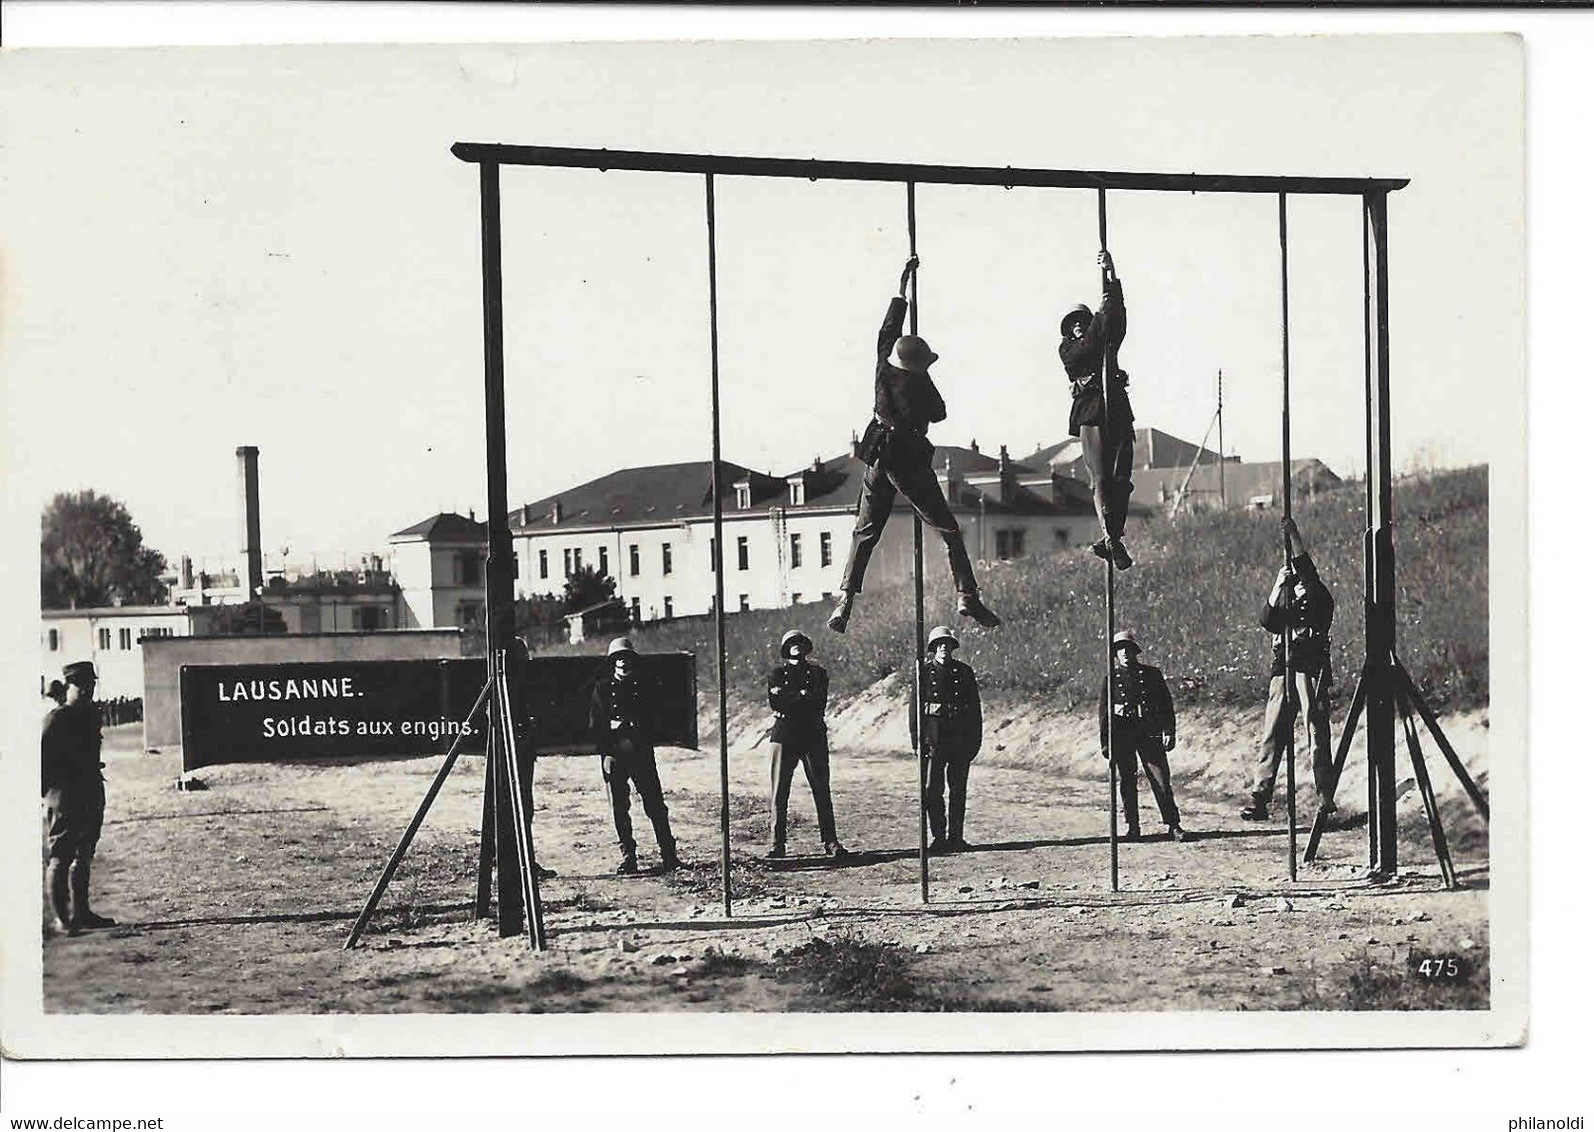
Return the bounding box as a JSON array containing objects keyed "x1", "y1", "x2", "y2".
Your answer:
[
  {"x1": 826, "y1": 592, "x2": 855, "y2": 634},
  {"x1": 956, "y1": 592, "x2": 1002, "y2": 629},
  {"x1": 45, "y1": 861, "x2": 76, "y2": 936},
  {"x1": 68, "y1": 861, "x2": 115, "y2": 930}
]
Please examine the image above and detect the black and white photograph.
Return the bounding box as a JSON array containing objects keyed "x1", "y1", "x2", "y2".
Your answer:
[{"x1": 2, "y1": 23, "x2": 1531, "y2": 1071}]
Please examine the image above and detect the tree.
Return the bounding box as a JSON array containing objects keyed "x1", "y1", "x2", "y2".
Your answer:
[
  {"x1": 561, "y1": 565, "x2": 618, "y2": 615},
  {"x1": 41, "y1": 490, "x2": 169, "y2": 609},
  {"x1": 205, "y1": 602, "x2": 288, "y2": 636}
]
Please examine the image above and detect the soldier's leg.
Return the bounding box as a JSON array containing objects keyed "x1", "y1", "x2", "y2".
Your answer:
[
  {"x1": 1250, "y1": 674, "x2": 1294, "y2": 805},
  {"x1": 1138, "y1": 739, "x2": 1181, "y2": 829},
  {"x1": 799, "y1": 737, "x2": 839, "y2": 845},
  {"x1": 768, "y1": 741, "x2": 799, "y2": 851},
  {"x1": 947, "y1": 755, "x2": 972, "y2": 844},
  {"x1": 601, "y1": 755, "x2": 637, "y2": 858},
  {"x1": 69, "y1": 784, "x2": 113, "y2": 929},
  {"x1": 1301, "y1": 670, "x2": 1335, "y2": 806},
  {"x1": 1114, "y1": 745, "x2": 1142, "y2": 834},
  {"x1": 1105, "y1": 426, "x2": 1137, "y2": 541},
  {"x1": 42, "y1": 790, "x2": 77, "y2": 933},
  {"x1": 838, "y1": 463, "x2": 899, "y2": 594},
  {"x1": 923, "y1": 744, "x2": 948, "y2": 842},
  {"x1": 630, "y1": 746, "x2": 678, "y2": 858},
  {"x1": 891, "y1": 461, "x2": 979, "y2": 596},
  {"x1": 1078, "y1": 425, "x2": 1112, "y2": 539}
]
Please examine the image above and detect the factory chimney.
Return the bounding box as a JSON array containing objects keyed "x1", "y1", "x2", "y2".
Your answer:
[{"x1": 236, "y1": 446, "x2": 264, "y2": 599}]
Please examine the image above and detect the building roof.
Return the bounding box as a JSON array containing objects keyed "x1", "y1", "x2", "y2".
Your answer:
[
  {"x1": 42, "y1": 605, "x2": 196, "y2": 620},
  {"x1": 1133, "y1": 459, "x2": 1344, "y2": 511},
  {"x1": 390, "y1": 512, "x2": 488, "y2": 543}
]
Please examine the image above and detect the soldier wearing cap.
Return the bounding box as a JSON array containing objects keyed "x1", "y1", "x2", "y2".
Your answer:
[
  {"x1": 828, "y1": 254, "x2": 1001, "y2": 635},
  {"x1": 766, "y1": 629, "x2": 851, "y2": 859},
  {"x1": 41, "y1": 661, "x2": 117, "y2": 934},
  {"x1": 1098, "y1": 631, "x2": 1188, "y2": 842},
  {"x1": 920, "y1": 626, "x2": 982, "y2": 854},
  {"x1": 589, "y1": 638, "x2": 684, "y2": 875}
]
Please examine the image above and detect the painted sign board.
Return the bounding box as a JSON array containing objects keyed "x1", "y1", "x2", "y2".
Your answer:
[{"x1": 179, "y1": 653, "x2": 698, "y2": 770}]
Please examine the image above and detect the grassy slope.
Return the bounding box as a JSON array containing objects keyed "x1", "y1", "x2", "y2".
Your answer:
[{"x1": 546, "y1": 465, "x2": 1488, "y2": 718}]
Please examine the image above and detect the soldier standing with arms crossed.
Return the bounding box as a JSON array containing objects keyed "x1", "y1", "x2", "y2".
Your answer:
[
  {"x1": 41, "y1": 661, "x2": 117, "y2": 935},
  {"x1": 1099, "y1": 631, "x2": 1188, "y2": 842},
  {"x1": 590, "y1": 638, "x2": 685, "y2": 876},
  {"x1": 921, "y1": 626, "x2": 982, "y2": 854},
  {"x1": 766, "y1": 630, "x2": 851, "y2": 860}
]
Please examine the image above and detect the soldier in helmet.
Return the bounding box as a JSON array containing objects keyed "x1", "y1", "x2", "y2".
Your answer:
[
  {"x1": 589, "y1": 638, "x2": 684, "y2": 875},
  {"x1": 41, "y1": 661, "x2": 117, "y2": 935},
  {"x1": 828, "y1": 254, "x2": 1001, "y2": 635},
  {"x1": 920, "y1": 625, "x2": 982, "y2": 853},
  {"x1": 1060, "y1": 250, "x2": 1137, "y2": 571},
  {"x1": 1099, "y1": 631, "x2": 1188, "y2": 842},
  {"x1": 766, "y1": 629, "x2": 851, "y2": 860}
]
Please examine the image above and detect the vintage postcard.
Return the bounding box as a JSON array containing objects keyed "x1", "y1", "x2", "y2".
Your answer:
[{"x1": 0, "y1": 31, "x2": 1525, "y2": 1059}]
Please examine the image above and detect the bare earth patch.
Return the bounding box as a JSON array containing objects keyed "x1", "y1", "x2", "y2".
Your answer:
[{"x1": 43, "y1": 718, "x2": 1489, "y2": 1015}]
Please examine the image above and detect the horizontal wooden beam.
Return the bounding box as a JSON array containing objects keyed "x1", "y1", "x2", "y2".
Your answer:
[{"x1": 450, "y1": 143, "x2": 1408, "y2": 196}]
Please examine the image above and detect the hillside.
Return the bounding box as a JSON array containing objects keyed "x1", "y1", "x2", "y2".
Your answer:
[{"x1": 545, "y1": 465, "x2": 1489, "y2": 720}]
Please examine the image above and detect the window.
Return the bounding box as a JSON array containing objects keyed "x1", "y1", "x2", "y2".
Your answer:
[
  {"x1": 995, "y1": 529, "x2": 1027, "y2": 561},
  {"x1": 98, "y1": 628, "x2": 111, "y2": 650},
  {"x1": 820, "y1": 531, "x2": 833, "y2": 567},
  {"x1": 663, "y1": 596, "x2": 674, "y2": 619},
  {"x1": 662, "y1": 543, "x2": 673, "y2": 576},
  {"x1": 792, "y1": 593, "x2": 802, "y2": 605},
  {"x1": 789, "y1": 481, "x2": 805, "y2": 506},
  {"x1": 138, "y1": 627, "x2": 173, "y2": 642},
  {"x1": 599, "y1": 545, "x2": 609, "y2": 576},
  {"x1": 737, "y1": 536, "x2": 749, "y2": 571},
  {"x1": 539, "y1": 549, "x2": 549, "y2": 579},
  {"x1": 118, "y1": 628, "x2": 133, "y2": 650},
  {"x1": 738, "y1": 594, "x2": 750, "y2": 612},
  {"x1": 735, "y1": 484, "x2": 751, "y2": 510},
  {"x1": 457, "y1": 601, "x2": 483, "y2": 627},
  {"x1": 512, "y1": 553, "x2": 519, "y2": 579},
  {"x1": 790, "y1": 533, "x2": 802, "y2": 568},
  {"x1": 47, "y1": 629, "x2": 59, "y2": 651},
  {"x1": 572, "y1": 548, "x2": 583, "y2": 572},
  {"x1": 562, "y1": 548, "x2": 573, "y2": 577},
  {"x1": 458, "y1": 551, "x2": 482, "y2": 586},
  {"x1": 355, "y1": 606, "x2": 385, "y2": 631},
  {"x1": 629, "y1": 544, "x2": 640, "y2": 577},
  {"x1": 630, "y1": 597, "x2": 641, "y2": 623},
  {"x1": 1054, "y1": 529, "x2": 1070, "y2": 549},
  {"x1": 821, "y1": 591, "x2": 833, "y2": 603}
]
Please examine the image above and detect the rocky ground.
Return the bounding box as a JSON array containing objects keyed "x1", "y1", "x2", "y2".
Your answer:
[{"x1": 41, "y1": 695, "x2": 1490, "y2": 1016}]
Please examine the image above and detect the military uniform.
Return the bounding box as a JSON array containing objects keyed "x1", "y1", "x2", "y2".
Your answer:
[
  {"x1": 1249, "y1": 553, "x2": 1336, "y2": 813},
  {"x1": 921, "y1": 648, "x2": 982, "y2": 849},
  {"x1": 840, "y1": 294, "x2": 980, "y2": 599},
  {"x1": 766, "y1": 654, "x2": 840, "y2": 855},
  {"x1": 1060, "y1": 277, "x2": 1135, "y2": 545},
  {"x1": 1098, "y1": 653, "x2": 1182, "y2": 838},
  {"x1": 589, "y1": 662, "x2": 680, "y2": 870},
  {"x1": 41, "y1": 662, "x2": 114, "y2": 932}
]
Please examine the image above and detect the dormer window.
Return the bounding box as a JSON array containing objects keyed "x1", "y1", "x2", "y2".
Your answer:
[
  {"x1": 788, "y1": 480, "x2": 805, "y2": 506},
  {"x1": 735, "y1": 483, "x2": 752, "y2": 510}
]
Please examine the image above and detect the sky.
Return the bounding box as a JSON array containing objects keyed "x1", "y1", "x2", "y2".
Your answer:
[{"x1": 2, "y1": 34, "x2": 1522, "y2": 569}]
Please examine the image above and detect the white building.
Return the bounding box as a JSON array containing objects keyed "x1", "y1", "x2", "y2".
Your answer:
[
  {"x1": 494, "y1": 440, "x2": 1122, "y2": 624},
  {"x1": 387, "y1": 512, "x2": 489, "y2": 630},
  {"x1": 41, "y1": 606, "x2": 199, "y2": 700}
]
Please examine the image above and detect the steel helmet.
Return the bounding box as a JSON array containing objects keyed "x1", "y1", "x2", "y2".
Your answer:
[
  {"x1": 1111, "y1": 629, "x2": 1141, "y2": 654},
  {"x1": 1060, "y1": 303, "x2": 1093, "y2": 337},
  {"x1": 607, "y1": 637, "x2": 638, "y2": 659},
  {"x1": 926, "y1": 625, "x2": 960, "y2": 652},
  {"x1": 779, "y1": 629, "x2": 813, "y2": 657},
  {"x1": 888, "y1": 334, "x2": 939, "y2": 372}
]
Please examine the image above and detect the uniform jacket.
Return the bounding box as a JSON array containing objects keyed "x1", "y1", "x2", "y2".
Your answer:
[
  {"x1": 767, "y1": 660, "x2": 829, "y2": 746},
  {"x1": 1060, "y1": 279, "x2": 1128, "y2": 388},
  {"x1": 41, "y1": 699, "x2": 102, "y2": 795},
  {"x1": 589, "y1": 672, "x2": 658, "y2": 754},
  {"x1": 1098, "y1": 662, "x2": 1176, "y2": 754},
  {"x1": 1261, "y1": 553, "x2": 1334, "y2": 677},
  {"x1": 922, "y1": 657, "x2": 982, "y2": 758},
  {"x1": 859, "y1": 295, "x2": 946, "y2": 469}
]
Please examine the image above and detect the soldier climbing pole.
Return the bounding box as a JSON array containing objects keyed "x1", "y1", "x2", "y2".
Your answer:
[{"x1": 1279, "y1": 192, "x2": 1299, "y2": 882}]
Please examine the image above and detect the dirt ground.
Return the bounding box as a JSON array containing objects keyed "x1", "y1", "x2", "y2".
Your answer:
[{"x1": 42, "y1": 707, "x2": 1490, "y2": 1015}]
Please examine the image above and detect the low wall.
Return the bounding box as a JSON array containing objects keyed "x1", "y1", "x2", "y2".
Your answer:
[{"x1": 141, "y1": 630, "x2": 465, "y2": 749}]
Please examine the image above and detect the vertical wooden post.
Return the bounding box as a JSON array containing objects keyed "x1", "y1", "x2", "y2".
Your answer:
[
  {"x1": 1279, "y1": 193, "x2": 1298, "y2": 882},
  {"x1": 1098, "y1": 187, "x2": 1119, "y2": 894},
  {"x1": 705, "y1": 174, "x2": 733, "y2": 919},
  {"x1": 1217, "y1": 369, "x2": 1225, "y2": 509},
  {"x1": 1364, "y1": 191, "x2": 1399, "y2": 878},
  {"x1": 908, "y1": 182, "x2": 929, "y2": 906}
]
